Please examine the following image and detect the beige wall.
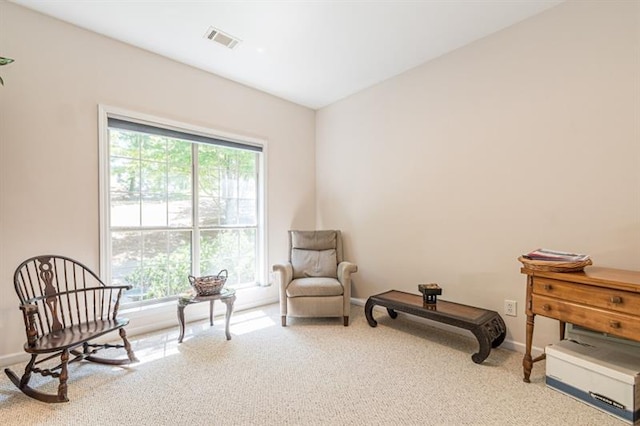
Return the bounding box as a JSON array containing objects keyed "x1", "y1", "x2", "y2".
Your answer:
[
  {"x1": 0, "y1": 3, "x2": 316, "y2": 363},
  {"x1": 316, "y1": 0, "x2": 640, "y2": 352},
  {"x1": 1, "y1": 0, "x2": 639, "y2": 366}
]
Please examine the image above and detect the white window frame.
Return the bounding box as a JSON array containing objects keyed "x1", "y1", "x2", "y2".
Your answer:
[{"x1": 98, "y1": 105, "x2": 268, "y2": 306}]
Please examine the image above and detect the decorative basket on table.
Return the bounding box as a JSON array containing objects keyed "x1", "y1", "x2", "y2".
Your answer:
[
  {"x1": 517, "y1": 256, "x2": 592, "y2": 273},
  {"x1": 188, "y1": 269, "x2": 228, "y2": 296}
]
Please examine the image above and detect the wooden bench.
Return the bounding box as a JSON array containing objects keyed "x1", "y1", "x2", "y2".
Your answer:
[
  {"x1": 4, "y1": 255, "x2": 138, "y2": 403},
  {"x1": 365, "y1": 290, "x2": 506, "y2": 363}
]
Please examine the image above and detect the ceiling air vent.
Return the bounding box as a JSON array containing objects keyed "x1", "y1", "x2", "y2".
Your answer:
[{"x1": 204, "y1": 26, "x2": 241, "y2": 50}]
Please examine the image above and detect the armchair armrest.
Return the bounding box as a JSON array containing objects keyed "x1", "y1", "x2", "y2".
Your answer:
[
  {"x1": 272, "y1": 263, "x2": 293, "y2": 285},
  {"x1": 338, "y1": 261, "x2": 357, "y2": 312},
  {"x1": 272, "y1": 263, "x2": 293, "y2": 316},
  {"x1": 337, "y1": 261, "x2": 357, "y2": 284}
]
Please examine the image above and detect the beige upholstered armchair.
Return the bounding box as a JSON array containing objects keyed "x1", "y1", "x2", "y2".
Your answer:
[{"x1": 273, "y1": 230, "x2": 358, "y2": 326}]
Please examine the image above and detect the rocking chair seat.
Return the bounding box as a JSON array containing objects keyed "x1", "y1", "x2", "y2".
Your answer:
[{"x1": 25, "y1": 318, "x2": 130, "y2": 353}]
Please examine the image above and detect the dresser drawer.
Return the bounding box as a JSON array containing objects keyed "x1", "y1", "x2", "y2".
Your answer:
[
  {"x1": 532, "y1": 294, "x2": 640, "y2": 341},
  {"x1": 533, "y1": 277, "x2": 640, "y2": 316}
]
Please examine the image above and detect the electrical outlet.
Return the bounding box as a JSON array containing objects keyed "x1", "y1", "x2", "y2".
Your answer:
[{"x1": 504, "y1": 300, "x2": 517, "y2": 317}]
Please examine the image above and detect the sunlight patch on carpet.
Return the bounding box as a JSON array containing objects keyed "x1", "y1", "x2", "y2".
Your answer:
[{"x1": 229, "y1": 309, "x2": 276, "y2": 335}]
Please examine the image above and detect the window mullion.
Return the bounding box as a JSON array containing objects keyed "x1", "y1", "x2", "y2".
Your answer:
[
  {"x1": 138, "y1": 133, "x2": 143, "y2": 228},
  {"x1": 192, "y1": 143, "x2": 200, "y2": 277},
  {"x1": 164, "y1": 141, "x2": 169, "y2": 231},
  {"x1": 254, "y1": 155, "x2": 260, "y2": 283}
]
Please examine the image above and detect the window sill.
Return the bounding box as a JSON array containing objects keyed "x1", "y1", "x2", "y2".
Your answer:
[{"x1": 118, "y1": 283, "x2": 277, "y2": 338}]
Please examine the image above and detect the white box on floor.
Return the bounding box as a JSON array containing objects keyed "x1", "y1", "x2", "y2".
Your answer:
[{"x1": 546, "y1": 339, "x2": 640, "y2": 424}]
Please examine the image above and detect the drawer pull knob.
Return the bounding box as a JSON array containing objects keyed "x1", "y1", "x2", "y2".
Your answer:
[
  {"x1": 609, "y1": 321, "x2": 621, "y2": 329},
  {"x1": 543, "y1": 284, "x2": 552, "y2": 291},
  {"x1": 610, "y1": 296, "x2": 622, "y2": 304},
  {"x1": 542, "y1": 304, "x2": 551, "y2": 312}
]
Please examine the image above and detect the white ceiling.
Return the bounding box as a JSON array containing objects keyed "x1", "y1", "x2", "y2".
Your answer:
[{"x1": 12, "y1": 0, "x2": 564, "y2": 109}]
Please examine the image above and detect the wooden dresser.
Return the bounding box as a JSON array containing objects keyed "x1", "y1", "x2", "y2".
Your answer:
[{"x1": 522, "y1": 266, "x2": 640, "y2": 382}]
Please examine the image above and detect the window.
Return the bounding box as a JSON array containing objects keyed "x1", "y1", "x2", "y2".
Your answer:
[{"x1": 99, "y1": 108, "x2": 265, "y2": 307}]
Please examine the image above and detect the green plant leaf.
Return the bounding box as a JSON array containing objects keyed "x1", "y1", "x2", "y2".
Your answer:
[
  {"x1": 0, "y1": 76, "x2": 4, "y2": 86},
  {"x1": 0, "y1": 57, "x2": 15, "y2": 66}
]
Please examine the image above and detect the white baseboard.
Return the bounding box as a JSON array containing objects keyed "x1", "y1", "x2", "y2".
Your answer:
[{"x1": 1, "y1": 352, "x2": 30, "y2": 369}]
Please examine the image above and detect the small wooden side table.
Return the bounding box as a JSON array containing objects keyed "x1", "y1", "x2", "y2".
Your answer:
[{"x1": 177, "y1": 288, "x2": 236, "y2": 343}]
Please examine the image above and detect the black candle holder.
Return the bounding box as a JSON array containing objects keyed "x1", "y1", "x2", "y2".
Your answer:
[{"x1": 418, "y1": 283, "x2": 442, "y2": 304}]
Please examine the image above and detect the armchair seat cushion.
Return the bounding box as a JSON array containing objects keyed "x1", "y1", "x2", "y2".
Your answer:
[{"x1": 286, "y1": 277, "x2": 344, "y2": 298}]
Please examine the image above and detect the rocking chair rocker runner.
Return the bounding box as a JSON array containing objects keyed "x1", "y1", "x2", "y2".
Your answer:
[{"x1": 5, "y1": 255, "x2": 138, "y2": 403}]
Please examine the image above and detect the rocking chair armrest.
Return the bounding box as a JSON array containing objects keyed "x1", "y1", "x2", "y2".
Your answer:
[
  {"x1": 19, "y1": 303, "x2": 40, "y2": 346},
  {"x1": 19, "y1": 303, "x2": 39, "y2": 315},
  {"x1": 105, "y1": 284, "x2": 133, "y2": 291}
]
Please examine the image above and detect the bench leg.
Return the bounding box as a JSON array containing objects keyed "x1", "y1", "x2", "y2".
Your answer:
[
  {"x1": 470, "y1": 328, "x2": 492, "y2": 364},
  {"x1": 364, "y1": 298, "x2": 377, "y2": 327}
]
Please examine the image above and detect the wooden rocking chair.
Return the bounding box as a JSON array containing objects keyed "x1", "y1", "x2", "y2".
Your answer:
[{"x1": 4, "y1": 255, "x2": 138, "y2": 403}]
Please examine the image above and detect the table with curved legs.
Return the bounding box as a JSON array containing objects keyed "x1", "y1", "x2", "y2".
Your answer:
[{"x1": 177, "y1": 288, "x2": 236, "y2": 343}]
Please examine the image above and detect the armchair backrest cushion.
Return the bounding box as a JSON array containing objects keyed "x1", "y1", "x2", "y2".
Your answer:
[{"x1": 289, "y1": 230, "x2": 342, "y2": 279}]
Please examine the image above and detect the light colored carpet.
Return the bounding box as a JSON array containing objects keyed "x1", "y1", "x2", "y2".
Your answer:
[{"x1": 0, "y1": 303, "x2": 624, "y2": 425}]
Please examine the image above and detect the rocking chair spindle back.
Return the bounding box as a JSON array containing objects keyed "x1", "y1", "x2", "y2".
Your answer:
[{"x1": 5, "y1": 255, "x2": 138, "y2": 403}]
